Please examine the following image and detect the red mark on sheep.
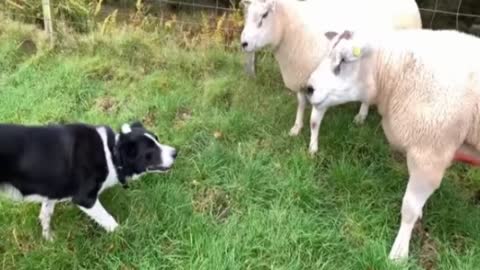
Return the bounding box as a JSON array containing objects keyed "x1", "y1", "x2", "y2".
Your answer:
[{"x1": 453, "y1": 150, "x2": 480, "y2": 167}]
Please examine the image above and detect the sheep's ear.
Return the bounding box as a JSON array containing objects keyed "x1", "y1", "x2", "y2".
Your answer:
[
  {"x1": 324, "y1": 31, "x2": 338, "y2": 41},
  {"x1": 325, "y1": 30, "x2": 354, "y2": 48},
  {"x1": 341, "y1": 30, "x2": 354, "y2": 40}
]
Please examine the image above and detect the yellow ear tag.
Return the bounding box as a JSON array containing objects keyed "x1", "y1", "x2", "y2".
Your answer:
[{"x1": 352, "y1": 47, "x2": 361, "y2": 57}]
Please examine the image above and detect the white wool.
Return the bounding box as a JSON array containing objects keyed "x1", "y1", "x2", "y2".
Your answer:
[
  {"x1": 241, "y1": 0, "x2": 422, "y2": 154},
  {"x1": 267, "y1": 0, "x2": 422, "y2": 91},
  {"x1": 306, "y1": 28, "x2": 480, "y2": 260}
]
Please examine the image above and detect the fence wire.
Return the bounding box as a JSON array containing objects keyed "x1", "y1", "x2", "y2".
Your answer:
[
  {"x1": 0, "y1": 0, "x2": 480, "y2": 76},
  {"x1": 2, "y1": 0, "x2": 480, "y2": 35}
]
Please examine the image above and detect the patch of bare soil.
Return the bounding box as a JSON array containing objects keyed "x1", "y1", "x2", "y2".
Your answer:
[
  {"x1": 95, "y1": 96, "x2": 119, "y2": 113},
  {"x1": 414, "y1": 220, "x2": 439, "y2": 270}
]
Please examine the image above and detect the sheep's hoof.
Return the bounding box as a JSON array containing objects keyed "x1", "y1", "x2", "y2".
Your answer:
[
  {"x1": 388, "y1": 241, "x2": 409, "y2": 262},
  {"x1": 353, "y1": 114, "x2": 366, "y2": 125},
  {"x1": 42, "y1": 230, "x2": 54, "y2": 241},
  {"x1": 308, "y1": 144, "x2": 318, "y2": 156},
  {"x1": 289, "y1": 125, "x2": 302, "y2": 136}
]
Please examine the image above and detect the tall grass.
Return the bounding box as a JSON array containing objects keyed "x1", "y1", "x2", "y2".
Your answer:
[{"x1": 1, "y1": 6, "x2": 480, "y2": 270}]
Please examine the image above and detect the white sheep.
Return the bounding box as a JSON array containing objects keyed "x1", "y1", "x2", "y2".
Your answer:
[
  {"x1": 240, "y1": 0, "x2": 422, "y2": 154},
  {"x1": 305, "y1": 28, "x2": 480, "y2": 261}
]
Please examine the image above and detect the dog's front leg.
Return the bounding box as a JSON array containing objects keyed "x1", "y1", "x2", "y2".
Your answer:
[
  {"x1": 39, "y1": 200, "x2": 56, "y2": 241},
  {"x1": 78, "y1": 199, "x2": 118, "y2": 232}
]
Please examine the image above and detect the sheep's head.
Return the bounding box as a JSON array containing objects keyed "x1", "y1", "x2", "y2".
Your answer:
[
  {"x1": 240, "y1": 0, "x2": 280, "y2": 52},
  {"x1": 305, "y1": 30, "x2": 373, "y2": 108}
]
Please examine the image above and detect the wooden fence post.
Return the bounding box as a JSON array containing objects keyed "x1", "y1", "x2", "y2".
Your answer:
[{"x1": 42, "y1": 0, "x2": 54, "y2": 47}]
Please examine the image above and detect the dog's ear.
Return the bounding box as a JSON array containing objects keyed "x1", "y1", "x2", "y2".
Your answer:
[
  {"x1": 130, "y1": 121, "x2": 144, "y2": 129},
  {"x1": 121, "y1": 123, "x2": 132, "y2": 134}
]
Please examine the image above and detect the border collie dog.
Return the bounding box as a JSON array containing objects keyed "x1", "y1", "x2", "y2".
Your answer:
[{"x1": 0, "y1": 121, "x2": 177, "y2": 240}]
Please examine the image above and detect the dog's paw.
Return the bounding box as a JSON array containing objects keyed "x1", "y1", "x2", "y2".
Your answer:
[
  {"x1": 289, "y1": 124, "x2": 302, "y2": 136},
  {"x1": 104, "y1": 221, "x2": 119, "y2": 232},
  {"x1": 353, "y1": 113, "x2": 366, "y2": 125}
]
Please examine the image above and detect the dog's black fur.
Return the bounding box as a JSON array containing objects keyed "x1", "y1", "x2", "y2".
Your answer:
[
  {"x1": 0, "y1": 121, "x2": 177, "y2": 238},
  {"x1": 1, "y1": 123, "x2": 111, "y2": 207}
]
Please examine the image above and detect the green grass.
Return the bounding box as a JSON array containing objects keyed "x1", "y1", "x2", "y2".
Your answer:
[{"x1": 1, "y1": 19, "x2": 480, "y2": 270}]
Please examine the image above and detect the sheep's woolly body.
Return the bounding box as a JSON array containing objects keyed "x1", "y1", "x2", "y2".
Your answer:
[
  {"x1": 363, "y1": 30, "x2": 480, "y2": 156},
  {"x1": 272, "y1": 0, "x2": 422, "y2": 92},
  {"x1": 241, "y1": 0, "x2": 421, "y2": 154},
  {"x1": 331, "y1": 28, "x2": 480, "y2": 260}
]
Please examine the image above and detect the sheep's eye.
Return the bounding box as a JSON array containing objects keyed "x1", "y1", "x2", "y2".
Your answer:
[
  {"x1": 333, "y1": 58, "x2": 345, "y2": 75},
  {"x1": 258, "y1": 12, "x2": 268, "y2": 27}
]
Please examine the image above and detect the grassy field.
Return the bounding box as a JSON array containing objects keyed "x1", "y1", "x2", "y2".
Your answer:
[{"x1": 1, "y1": 16, "x2": 480, "y2": 270}]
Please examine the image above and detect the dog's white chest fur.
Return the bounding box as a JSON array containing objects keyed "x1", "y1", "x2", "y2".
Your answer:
[{"x1": 96, "y1": 127, "x2": 118, "y2": 193}]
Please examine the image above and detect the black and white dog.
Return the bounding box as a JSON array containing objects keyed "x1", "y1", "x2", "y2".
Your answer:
[{"x1": 0, "y1": 121, "x2": 177, "y2": 240}]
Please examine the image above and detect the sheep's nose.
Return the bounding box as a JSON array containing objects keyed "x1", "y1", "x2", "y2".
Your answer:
[
  {"x1": 241, "y1": 42, "x2": 248, "y2": 48},
  {"x1": 306, "y1": 85, "x2": 315, "y2": 95}
]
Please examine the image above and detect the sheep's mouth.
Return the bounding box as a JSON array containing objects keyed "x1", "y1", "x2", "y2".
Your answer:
[
  {"x1": 308, "y1": 95, "x2": 328, "y2": 107},
  {"x1": 242, "y1": 47, "x2": 254, "y2": 53}
]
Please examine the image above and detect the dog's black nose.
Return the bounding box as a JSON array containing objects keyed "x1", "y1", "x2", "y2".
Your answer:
[
  {"x1": 241, "y1": 42, "x2": 248, "y2": 48},
  {"x1": 172, "y1": 150, "x2": 178, "y2": 159},
  {"x1": 306, "y1": 85, "x2": 315, "y2": 95}
]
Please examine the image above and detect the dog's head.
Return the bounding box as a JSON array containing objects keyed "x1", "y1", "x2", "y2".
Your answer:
[{"x1": 116, "y1": 121, "x2": 177, "y2": 180}]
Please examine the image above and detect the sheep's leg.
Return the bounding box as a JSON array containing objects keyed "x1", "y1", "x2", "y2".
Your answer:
[
  {"x1": 39, "y1": 200, "x2": 56, "y2": 241},
  {"x1": 308, "y1": 106, "x2": 327, "y2": 155},
  {"x1": 353, "y1": 102, "x2": 369, "y2": 125},
  {"x1": 289, "y1": 93, "x2": 307, "y2": 136},
  {"x1": 388, "y1": 149, "x2": 450, "y2": 261}
]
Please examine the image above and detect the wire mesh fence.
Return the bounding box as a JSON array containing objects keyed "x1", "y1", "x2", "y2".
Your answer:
[
  {"x1": 99, "y1": 0, "x2": 480, "y2": 34},
  {"x1": 1, "y1": 0, "x2": 480, "y2": 75},
  {"x1": 2, "y1": 0, "x2": 480, "y2": 36}
]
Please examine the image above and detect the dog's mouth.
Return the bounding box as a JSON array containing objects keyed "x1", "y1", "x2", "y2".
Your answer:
[{"x1": 146, "y1": 165, "x2": 171, "y2": 173}]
